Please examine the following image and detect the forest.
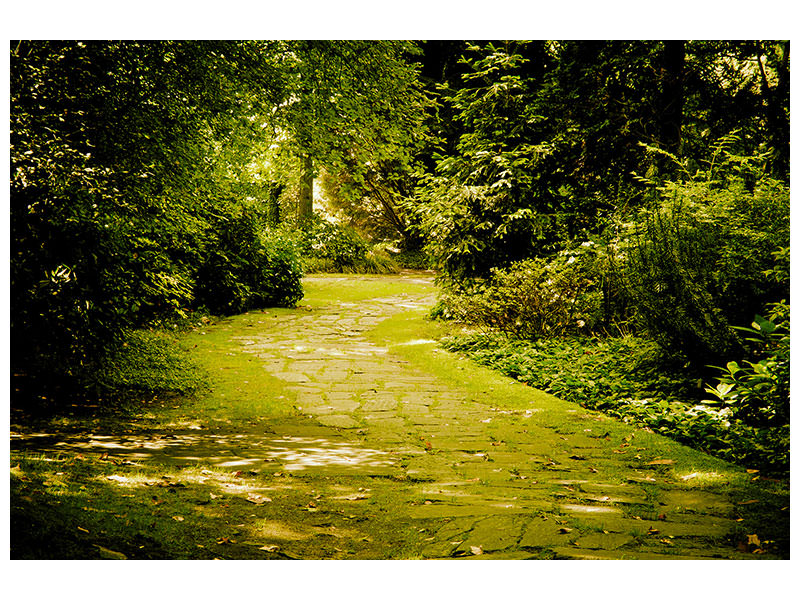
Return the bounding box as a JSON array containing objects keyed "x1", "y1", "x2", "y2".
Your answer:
[
  {"x1": 11, "y1": 40, "x2": 789, "y2": 479},
  {"x1": 11, "y1": 41, "x2": 789, "y2": 469}
]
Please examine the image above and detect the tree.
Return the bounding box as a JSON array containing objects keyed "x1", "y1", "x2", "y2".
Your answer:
[
  {"x1": 10, "y1": 41, "x2": 300, "y2": 385},
  {"x1": 273, "y1": 41, "x2": 429, "y2": 226}
]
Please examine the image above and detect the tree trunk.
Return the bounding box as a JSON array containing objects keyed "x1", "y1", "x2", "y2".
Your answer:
[
  {"x1": 266, "y1": 181, "x2": 284, "y2": 226},
  {"x1": 659, "y1": 40, "x2": 684, "y2": 157},
  {"x1": 297, "y1": 154, "x2": 314, "y2": 224},
  {"x1": 757, "y1": 41, "x2": 790, "y2": 180}
]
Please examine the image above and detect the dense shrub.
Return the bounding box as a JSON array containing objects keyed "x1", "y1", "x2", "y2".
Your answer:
[
  {"x1": 195, "y1": 206, "x2": 303, "y2": 315},
  {"x1": 82, "y1": 329, "x2": 207, "y2": 404},
  {"x1": 624, "y1": 149, "x2": 789, "y2": 364},
  {"x1": 432, "y1": 253, "x2": 604, "y2": 339},
  {"x1": 297, "y1": 214, "x2": 400, "y2": 274},
  {"x1": 705, "y1": 298, "x2": 789, "y2": 428},
  {"x1": 298, "y1": 216, "x2": 368, "y2": 267},
  {"x1": 394, "y1": 248, "x2": 431, "y2": 270}
]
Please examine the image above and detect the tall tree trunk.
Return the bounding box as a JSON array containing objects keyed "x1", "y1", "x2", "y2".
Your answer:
[
  {"x1": 757, "y1": 41, "x2": 790, "y2": 180},
  {"x1": 298, "y1": 154, "x2": 314, "y2": 224},
  {"x1": 266, "y1": 181, "x2": 284, "y2": 226},
  {"x1": 659, "y1": 40, "x2": 685, "y2": 157}
]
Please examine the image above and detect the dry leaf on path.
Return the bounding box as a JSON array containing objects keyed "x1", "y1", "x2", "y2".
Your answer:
[
  {"x1": 470, "y1": 546, "x2": 483, "y2": 555},
  {"x1": 246, "y1": 493, "x2": 272, "y2": 505},
  {"x1": 646, "y1": 459, "x2": 675, "y2": 465}
]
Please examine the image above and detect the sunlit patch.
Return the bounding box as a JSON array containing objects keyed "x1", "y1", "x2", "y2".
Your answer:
[
  {"x1": 397, "y1": 339, "x2": 436, "y2": 346},
  {"x1": 678, "y1": 471, "x2": 728, "y2": 485},
  {"x1": 35, "y1": 430, "x2": 399, "y2": 474},
  {"x1": 560, "y1": 503, "x2": 621, "y2": 515},
  {"x1": 264, "y1": 437, "x2": 396, "y2": 471},
  {"x1": 254, "y1": 520, "x2": 312, "y2": 541}
]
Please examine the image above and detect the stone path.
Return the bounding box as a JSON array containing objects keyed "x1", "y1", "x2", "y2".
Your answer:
[
  {"x1": 209, "y1": 274, "x2": 756, "y2": 559},
  {"x1": 12, "y1": 274, "x2": 769, "y2": 559}
]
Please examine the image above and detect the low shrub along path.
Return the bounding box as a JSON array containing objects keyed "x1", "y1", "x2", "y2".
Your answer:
[{"x1": 11, "y1": 273, "x2": 787, "y2": 559}]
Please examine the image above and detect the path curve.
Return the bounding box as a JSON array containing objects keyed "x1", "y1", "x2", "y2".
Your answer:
[
  {"x1": 12, "y1": 273, "x2": 765, "y2": 559},
  {"x1": 219, "y1": 274, "x2": 755, "y2": 559}
]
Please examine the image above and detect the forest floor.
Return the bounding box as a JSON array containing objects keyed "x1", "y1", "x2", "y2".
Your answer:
[{"x1": 10, "y1": 273, "x2": 789, "y2": 559}]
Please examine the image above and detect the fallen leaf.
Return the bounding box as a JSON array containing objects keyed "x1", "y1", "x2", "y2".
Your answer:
[
  {"x1": 246, "y1": 493, "x2": 272, "y2": 505},
  {"x1": 216, "y1": 537, "x2": 236, "y2": 545},
  {"x1": 470, "y1": 545, "x2": 483, "y2": 555},
  {"x1": 659, "y1": 538, "x2": 673, "y2": 545},
  {"x1": 172, "y1": 516, "x2": 185, "y2": 522},
  {"x1": 646, "y1": 459, "x2": 675, "y2": 465},
  {"x1": 209, "y1": 493, "x2": 222, "y2": 500},
  {"x1": 746, "y1": 469, "x2": 759, "y2": 474},
  {"x1": 558, "y1": 527, "x2": 573, "y2": 534},
  {"x1": 345, "y1": 494, "x2": 370, "y2": 501},
  {"x1": 658, "y1": 514, "x2": 667, "y2": 521},
  {"x1": 77, "y1": 526, "x2": 90, "y2": 533},
  {"x1": 647, "y1": 527, "x2": 660, "y2": 535},
  {"x1": 259, "y1": 545, "x2": 280, "y2": 552},
  {"x1": 747, "y1": 534, "x2": 761, "y2": 547}
]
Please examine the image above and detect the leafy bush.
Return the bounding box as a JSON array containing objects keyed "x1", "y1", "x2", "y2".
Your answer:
[
  {"x1": 705, "y1": 299, "x2": 789, "y2": 428},
  {"x1": 297, "y1": 214, "x2": 400, "y2": 274},
  {"x1": 195, "y1": 207, "x2": 303, "y2": 315},
  {"x1": 433, "y1": 254, "x2": 603, "y2": 339},
  {"x1": 298, "y1": 216, "x2": 367, "y2": 266},
  {"x1": 625, "y1": 143, "x2": 789, "y2": 364},
  {"x1": 394, "y1": 248, "x2": 431, "y2": 270}
]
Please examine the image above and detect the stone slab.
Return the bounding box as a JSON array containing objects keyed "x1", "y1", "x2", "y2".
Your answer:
[
  {"x1": 316, "y1": 415, "x2": 361, "y2": 429},
  {"x1": 520, "y1": 519, "x2": 578, "y2": 548}
]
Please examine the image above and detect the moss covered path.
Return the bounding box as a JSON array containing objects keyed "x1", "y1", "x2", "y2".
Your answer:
[{"x1": 11, "y1": 273, "x2": 787, "y2": 559}]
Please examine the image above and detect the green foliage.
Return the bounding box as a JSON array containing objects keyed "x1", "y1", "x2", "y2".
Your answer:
[
  {"x1": 196, "y1": 205, "x2": 303, "y2": 315},
  {"x1": 705, "y1": 300, "x2": 790, "y2": 427},
  {"x1": 442, "y1": 332, "x2": 787, "y2": 473},
  {"x1": 298, "y1": 217, "x2": 367, "y2": 266},
  {"x1": 394, "y1": 248, "x2": 432, "y2": 270},
  {"x1": 10, "y1": 41, "x2": 302, "y2": 391},
  {"x1": 435, "y1": 256, "x2": 599, "y2": 338},
  {"x1": 411, "y1": 43, "x2": 563, "y2": 281},
  {"x1": 295, "y1": 215, "x2": 399, "y2": 274},
  {"x1": 624, "y1": 143, "x2": 790, "y2": 363}
]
